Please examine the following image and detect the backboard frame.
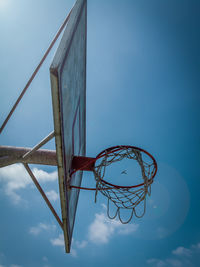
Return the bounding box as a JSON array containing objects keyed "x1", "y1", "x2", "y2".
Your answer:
[{"x1": 50, "y1": 0, "x2": 87, "y2": 253}]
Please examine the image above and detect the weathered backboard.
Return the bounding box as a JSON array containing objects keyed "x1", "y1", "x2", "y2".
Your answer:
[{"x1": 50, "y1": 0, "x2": 87, "y2": 253}]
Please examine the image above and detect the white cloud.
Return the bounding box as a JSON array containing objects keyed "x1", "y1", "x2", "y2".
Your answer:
[
  {"x1": 0, "y1": 164, "x2": 30, "y2": 203},
  {"x1": 10, "y1": 265, "x2": 22, "y2": 267},
  {"x1": 50, "y1": 234, "x2": 64, "y2": 247},
  {"x1": 191, "y1": 243, "x2": 200, "y2": 250},
  {"x1": 88, "y1": 213, "x2": 114, "y2": 244},
  {"x1": 48, "y1": 207, "x2": 138, "y2": 256},
  {"x1": 118, "y1": 223, "x2": 139, "y2": 235},
  {"x1": 70, "y1": 248, "x2": 77, "y2": 258},
  {"x1": 88, "y1": 212, "x2": 139, "y2": 244},
  {"x1": 75, "y1": 240, "x2": 88, "y2": 249},
  {"x1": 29, "y1": 223, "x2": 56, "y2": 236},
  {"x1": 45, "y1": 190, "x2": 59, "y2": 201},
  {"x1": 166, "y1": 259, "x2": 182, "y2": 267},
  {"x1": 147, "y1": 242, "x2": 200, "y2": 267},
  {"x1": 50, "y1": 235, "x2": 78, "y2": 257},
  {"x1": 42, "y1": 256, "x2": 51, "y2": 267},
  {"x1": 172, "y1": 246, "x2": 192, "y2": 257},
  {"x1": 147, "y1": 259, "x2": 167, "y2": 267},
  {"x1": 32, "y1": 168, "x2": 57, "y2": 182},
  {"x1": 0, "y1": 164, "x2": 57, "y2": 204},
  {"x1": 147, "y1": 259, "x2": 182, "y2": 267}
]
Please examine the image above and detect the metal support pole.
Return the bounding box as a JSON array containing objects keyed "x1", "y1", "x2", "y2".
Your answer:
[
  {"x1": 0, "y1": 7, "x2": 73, "y2": 134},
  {"x1": 0, "y1": 146, "x2": 57, "y2": 168},
  {"x1": 22, "y1": 131, "x2": 55, "y2": 160},
  {"x1": 23, "y1": 163, "x2": 63, "y2": 230},
  {"x1": 0, "y1": 155, "x2": 17, "y2": 167}
]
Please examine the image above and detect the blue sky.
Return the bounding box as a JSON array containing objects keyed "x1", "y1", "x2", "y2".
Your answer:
[{"x1": 0, "y1": 0, "x2": 200, "y2": 266}]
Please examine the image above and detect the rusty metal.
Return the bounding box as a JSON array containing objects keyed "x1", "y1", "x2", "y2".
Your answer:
[
  {"x1": 0, "y1": 155, "x2": 17, "y2": 168},
  {"x1": 23, "y1": 163, "x2": 63, "y2": 230},
  {"x1": 0, "y1": 146, "x2": 57, "y2": 167}
]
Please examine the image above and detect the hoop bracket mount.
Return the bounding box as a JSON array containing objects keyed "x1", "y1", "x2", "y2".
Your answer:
[{"x1": 71, "y1": 156, "x2": 95, "y2": 172}]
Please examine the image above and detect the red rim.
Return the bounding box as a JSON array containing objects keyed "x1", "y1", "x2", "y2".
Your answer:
[
  {"x1": 70, "y1": 145, "x2": 157, "y2": 190},
  {"x1": 94, "y1": 145, "x2": 157, "y2": 189}
]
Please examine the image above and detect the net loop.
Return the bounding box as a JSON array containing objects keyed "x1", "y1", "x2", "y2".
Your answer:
[{"x1": 92, "y1": 145, "x2": 157, "y2": 224}]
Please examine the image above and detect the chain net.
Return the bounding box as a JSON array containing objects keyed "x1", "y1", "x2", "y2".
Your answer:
[{"x1": 93, "y1": 146, "x2": 157, "y2": 224}]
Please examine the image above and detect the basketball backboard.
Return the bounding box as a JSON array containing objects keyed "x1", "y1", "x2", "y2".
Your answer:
[{"x1": 50, "y1": 0, "x2": 87, "y2": 253}]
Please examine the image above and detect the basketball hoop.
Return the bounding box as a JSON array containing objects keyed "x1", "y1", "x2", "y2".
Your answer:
[{"x1": 71, "y1": 145, "x2": 157, "y2": 224}]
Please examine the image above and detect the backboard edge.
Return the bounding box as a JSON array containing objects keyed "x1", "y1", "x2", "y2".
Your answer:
[
  {"x1": 50, "y1": 0, "x2": 86, "y2": 72},
  {"x1": 50, "y1": 70, "x2": 70, "y2": 253}
]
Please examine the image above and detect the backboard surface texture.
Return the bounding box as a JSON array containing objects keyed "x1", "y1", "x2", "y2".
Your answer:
[{"x1": 50, "y1": 0, "x2": 87, "y2": 253}]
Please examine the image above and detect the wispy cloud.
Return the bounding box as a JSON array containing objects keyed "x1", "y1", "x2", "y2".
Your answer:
[
  {"x1": 42, "y1": 256, "x2": 52, "y2": 267},
  {"x1": 147, "y1": 258, "x2": 182, "y2": 267},
  {"x1": 191, "y1": 243, "x2": 200, "y2": 250},
  {"x1": 29, "y1": 223, "x2": 56, "y2": 236},
  {"x1": 0, "y1": 164, "x2": 57, "y2": 204},
  {"x1": 49, "y1": 206, "x2": 138, "y2": 257},
  {"x1": 0, "y1": 254, "x2": 22, "y2": 267},
  {"x1": 50, "y1": 235, "x2": 78, "y2": 257},
  {"x1": 75, "y1": 240, "x2": 88, "y2": 249},
  {"x1": 88, "y1": 211, "x2": 139, "y2": 244},
  {"x1": 50, "y1": 234, "x2": 64, "y2": 247},
  {"x1": 49, "y1": 208, "x2": 139, "y2": 258},
  {"x1": 172, "y1": 246, "x2": 192, "y2": 257},
  {"x1": 118, "y1": 223, "x2": 139, "y2": 235},
  {"x1": 147, "y1": 259, "x2": 167, "y2": 267},
  {"x1": 147, "y1": 242, "x2": 200, "y2": 267},
  {"x1": 70, "y1": 248, "x2": 77, "y2": 258}
]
